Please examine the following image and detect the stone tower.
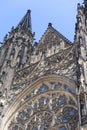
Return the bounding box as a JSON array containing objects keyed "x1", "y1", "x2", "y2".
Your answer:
[
  {"x1": 74, "y1": 0, "x2": 87, "y2": 129},
  {"x1": 0, "y1": 1, "x2": 87, "y2": 130}
]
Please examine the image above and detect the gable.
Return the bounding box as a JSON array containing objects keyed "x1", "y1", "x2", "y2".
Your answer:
[{"x1": 37, "y1": 24, "x2": 72, "y2": 52}]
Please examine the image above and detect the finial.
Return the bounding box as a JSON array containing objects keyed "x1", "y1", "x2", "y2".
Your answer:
[
  {"x1": 27, "y1": 9, "x2": 31, "y2": 14},
  {"x1": 48, "y1": 23, "x2": 52, "y2": 27}
]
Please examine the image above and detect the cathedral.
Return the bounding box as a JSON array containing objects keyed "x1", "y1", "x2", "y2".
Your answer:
[{"x1": 0, "y1": 0, "x2": 87, "y2": 130}]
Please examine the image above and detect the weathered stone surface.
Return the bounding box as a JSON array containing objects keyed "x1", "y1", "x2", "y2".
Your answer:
[{"x1": 0, "y1": 1, "x2": 87, "y2": 130}]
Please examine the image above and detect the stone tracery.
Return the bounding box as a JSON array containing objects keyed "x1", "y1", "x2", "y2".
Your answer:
[{"x1": 7, "y1": 77, "x2": 78, "y2": 130}]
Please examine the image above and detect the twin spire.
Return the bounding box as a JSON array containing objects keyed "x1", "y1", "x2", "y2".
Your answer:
[
  {"x1": 16, "y1": 9, "x2": 32, "y2": 32},
  {"x1": 15, "y1": 0, "x2": 87, "y2": 33}
]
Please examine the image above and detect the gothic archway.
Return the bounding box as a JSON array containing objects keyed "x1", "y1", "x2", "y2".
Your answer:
[{"x1": 1, "y1": 75, "x2": 78, "y2": 130}]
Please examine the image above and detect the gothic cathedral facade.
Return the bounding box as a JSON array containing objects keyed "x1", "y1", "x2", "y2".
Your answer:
[{"x1": 0, "y1": 1, "x2": 87, "y2": 130}]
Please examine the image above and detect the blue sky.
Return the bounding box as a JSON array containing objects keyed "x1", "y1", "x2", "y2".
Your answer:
[{"x1": 0, "y1": 0, "x2": 83, "y2": 42}]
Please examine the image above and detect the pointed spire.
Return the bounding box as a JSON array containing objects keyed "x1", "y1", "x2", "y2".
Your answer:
[{"x1": 16, "y1": 9, "x2": 32, "y2": 32}]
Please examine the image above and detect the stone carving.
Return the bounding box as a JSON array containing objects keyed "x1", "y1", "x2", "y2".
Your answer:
[
  {"x1": 8, "y1": 81, "x2": 78, "y2": 130},
  {"x1": 0, "y1": 1, "x2": 87, "y2": 129}
]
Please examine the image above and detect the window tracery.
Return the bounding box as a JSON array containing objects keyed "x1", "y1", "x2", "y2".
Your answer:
[{"x1": 7, "y1": 78, "x2": 78, "y2": 130}]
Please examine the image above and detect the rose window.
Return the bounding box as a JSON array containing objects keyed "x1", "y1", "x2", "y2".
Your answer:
[{"x1": 6, "y1": 76, "x2": 78, "y2": 130}]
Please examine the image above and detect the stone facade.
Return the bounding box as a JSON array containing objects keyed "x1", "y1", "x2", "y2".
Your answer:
[{"x1": 0, "y1": 1, "x2": 87, "y2": 130}]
